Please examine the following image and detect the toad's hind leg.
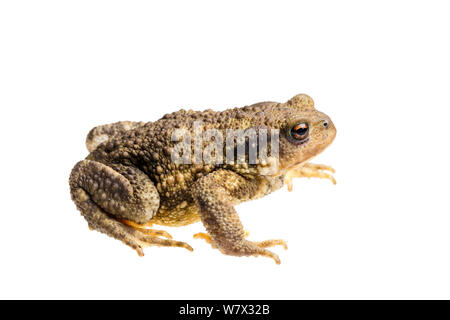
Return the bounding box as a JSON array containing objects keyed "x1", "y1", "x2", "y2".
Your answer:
[
  {"x1": 85, "y1": 121, "x2": 146, "y2": 152},
  {"x1": 69, "y1": 160, "x2": 192, "y2": 255}
]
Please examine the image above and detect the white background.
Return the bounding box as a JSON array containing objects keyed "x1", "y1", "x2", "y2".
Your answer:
[{"x1": 1, "y1": 1, "x2": 449, "y2": 299}]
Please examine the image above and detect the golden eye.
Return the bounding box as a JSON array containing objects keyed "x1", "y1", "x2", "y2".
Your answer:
[{"x1": 290, "y1": 122, "x2": 309, "y2": 140}]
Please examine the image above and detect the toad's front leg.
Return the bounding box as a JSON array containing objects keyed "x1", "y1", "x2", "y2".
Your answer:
[
  {"x1": 285, "y1": 162, "x2": 336, "y2": 192},
  {"x1": 193, "y1": 170, "x2": 287, "y2": 264}
]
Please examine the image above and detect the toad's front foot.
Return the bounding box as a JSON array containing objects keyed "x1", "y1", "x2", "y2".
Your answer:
[
  {"x1": 194, "y1": 232, "x2": 287, "y2": 264},
  {"x1": 232, "y1": 239, "x2": 288, "y2": 265},
  {"x1": 194, "y1": 230, "x2": 251, "y2": 248},
  {"x1": 285, "y1": 162, "x2": 336, "y2": 192}
]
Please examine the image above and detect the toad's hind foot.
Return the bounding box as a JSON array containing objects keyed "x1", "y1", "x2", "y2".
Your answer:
[
  {"x1": 119, "y1": 219, "x2": 192, "y2": 254},
  {"x1": 193, "y1": 232, "x2": 216, "y2": 247},
  {"x1": 70, "y1": 160, "x2": 184, "y2": 256},
  {"x1": 71, "y1": 188, "x2": 193, "y2": 257},
  {"x1": 285, "y1": 162, "x2": 336, "y2": 192},
  {"x1": 119, "y1": 218, "x2": 173, "y2": 239},
  {"x1": 135, "y1": 235, "x2": 193, "y2": 256}
]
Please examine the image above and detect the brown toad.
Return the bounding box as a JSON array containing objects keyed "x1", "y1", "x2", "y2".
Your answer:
[{"x1": 69, "y1": 94, "x2": 336, "y2": 264}]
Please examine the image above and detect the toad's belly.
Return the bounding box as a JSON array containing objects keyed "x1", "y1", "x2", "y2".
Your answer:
[{"x1": 151, "y1": 203, "x2": 200, "y2": 227}]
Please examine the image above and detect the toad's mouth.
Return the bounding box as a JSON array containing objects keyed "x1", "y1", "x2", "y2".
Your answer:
[
  {"x1": 287, "y1": 136, "x2": 336, "y2": 170},
  {"x1": 283, "y1": 138, "x2": 312, "y2": 170},
  {"x1": 292, "y1": 137, "x2": 310, "y2": 147}
]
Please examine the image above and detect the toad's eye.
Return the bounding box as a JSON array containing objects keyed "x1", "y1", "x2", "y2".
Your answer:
[{"x1": 290, "y1": 122, "x2": 309, "y2": 140}]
